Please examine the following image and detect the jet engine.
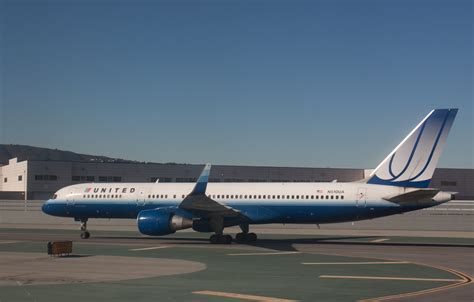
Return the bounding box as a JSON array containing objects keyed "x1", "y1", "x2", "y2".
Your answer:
[{"x1": 137, "y1": 209, "x2": 193, "y2": 236}]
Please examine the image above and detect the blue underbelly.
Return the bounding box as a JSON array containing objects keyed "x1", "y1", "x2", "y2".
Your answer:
[{"x1": 43, "y1": 200, "x2": 417, "y2": 224}]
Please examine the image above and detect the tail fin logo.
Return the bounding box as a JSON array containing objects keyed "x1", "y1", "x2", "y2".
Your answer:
[{"x1": 368, "y1": 109, "x2": 458, "y2": 188}]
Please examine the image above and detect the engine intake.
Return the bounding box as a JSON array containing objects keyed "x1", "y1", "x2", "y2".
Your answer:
[{"x1": 137, "y1": 209, "x2": 192, "y2": 236}]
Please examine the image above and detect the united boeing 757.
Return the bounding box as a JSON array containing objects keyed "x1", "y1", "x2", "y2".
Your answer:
[{"x1": 43, "y1": 109, "x2": 458, "y2": 244}]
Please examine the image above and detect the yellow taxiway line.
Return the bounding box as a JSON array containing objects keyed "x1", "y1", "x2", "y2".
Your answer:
[
  {"x1": 320, "y1": 275, "x2": 463, "y2": 282},
  {"x1": 193, "y1": 290, "x2": 297, "y2": 302},
  {"x1": 360, "y1": 265, "x2": 473, "y2": 302}
]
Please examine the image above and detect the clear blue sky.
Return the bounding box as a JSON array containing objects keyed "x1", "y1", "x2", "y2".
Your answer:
[{"x1": 1, "y1": 0, "x2": 472, "y2": 168}]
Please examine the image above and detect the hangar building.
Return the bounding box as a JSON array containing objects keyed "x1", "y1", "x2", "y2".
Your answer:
[{"x1": 0, "y1": 158, "x2": 472, "y2": 200}]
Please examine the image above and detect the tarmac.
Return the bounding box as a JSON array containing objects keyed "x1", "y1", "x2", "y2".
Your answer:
[
  {"x1": 0, "y1": 199, "x2": 472, "y2": 301},
  {"x1": 0, "y1": 228, "x2": 472, "y2": 302}
]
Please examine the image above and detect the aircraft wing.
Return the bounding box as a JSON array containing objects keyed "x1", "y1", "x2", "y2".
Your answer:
[
  {"x1": 178, "y1": 164, "x2": 245, "y2": 219},
  {"x1": 383, "y1": 188, "x2": 440, "y2": 205}
]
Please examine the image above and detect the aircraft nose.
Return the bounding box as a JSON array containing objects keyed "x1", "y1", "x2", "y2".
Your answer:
[{"x1": 42, "y1": 200, "x2": 52, "y2": 214}]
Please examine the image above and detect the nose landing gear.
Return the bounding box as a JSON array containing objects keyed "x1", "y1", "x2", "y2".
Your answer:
[{"x1": 79, "y1": 218, "x2": 90, "y2": 239}]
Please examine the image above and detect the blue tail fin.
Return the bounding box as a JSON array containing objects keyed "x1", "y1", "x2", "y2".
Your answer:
[{"x1": 367, "y1": 109, "x2": 458, "y2": 188}]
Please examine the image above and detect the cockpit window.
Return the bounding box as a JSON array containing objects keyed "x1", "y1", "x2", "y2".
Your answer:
[{"x1": 52, "y1": 194, "x2": 57, "y2": 200}]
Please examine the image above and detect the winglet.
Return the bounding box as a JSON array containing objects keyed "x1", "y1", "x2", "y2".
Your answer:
[{"x1": 189, "y1": 163, "x2": 211, "y2": 196}]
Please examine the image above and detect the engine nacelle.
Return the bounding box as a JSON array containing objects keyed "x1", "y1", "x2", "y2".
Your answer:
[{"x1": 137, "y1": 209, "x2": 192, "y2": 236}]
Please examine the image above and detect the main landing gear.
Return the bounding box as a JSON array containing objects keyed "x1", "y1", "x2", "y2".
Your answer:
[
  {"x1": 208, "y1": 216, "x2": 233, "y2": 244},
  {"x1": 207, "y1": 219, "x2": 258, "y2": 244},
  {"x1": 234, "y1": 223, "x2": 257, "y2": 243},
  {"x1": 79, "y1": 218, "x2": 90, "y2": 239}
]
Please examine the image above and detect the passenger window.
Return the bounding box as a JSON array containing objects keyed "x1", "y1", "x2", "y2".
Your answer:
[
  {"x1": 287, "y1": 195, "x2": 290, "y2": 199},
  {"x1": 173, "y1": 195, "x2": 176, "y2": 198},
  {"x1": 311, "y1": 195, "x2": 314, "y2": 199},
  {"x1": 331, "y1": 195, "x2": 334, "y2": 199},
  {"x1": 262, "y1": 195, "x2": 266, "y2": 199},
  {"x1": 291, "y1": 195, "x2": 295, "y2": 199},
  {"x1": 341, "y1": 195, "x2": 344, "y2": 199},
  {"x1": 326, "y1": 195, "x2": 329, "y2": 199},
  {"x1": 306, "y1": 195, "x2": 309, "y2": 199},
  {"x1": 336, "y1": 195, "x2": 339, "y2": 199},
  {"x1": 296, "y1": 195, "x2": 299, "y2": 199}
]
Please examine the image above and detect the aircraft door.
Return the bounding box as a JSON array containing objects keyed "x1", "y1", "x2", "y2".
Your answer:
[
  {"x1": 66, "y1": 189, "x2": 75, "y2": 207},
  {"x1": 356, "y1": 188, "x2": 367, "y2": 208},
  {"x1": 137, "y1": 189, "x2": 147, "y2": 207}
]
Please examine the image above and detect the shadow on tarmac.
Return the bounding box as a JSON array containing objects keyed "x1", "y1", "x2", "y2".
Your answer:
[{"x1": 93, "y1": 235, "x2": 474, "y2": 250}]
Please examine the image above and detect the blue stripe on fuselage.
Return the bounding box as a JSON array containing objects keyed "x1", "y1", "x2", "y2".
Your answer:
[{"x1": 42, "y1": 199, "x2": 427, "y2": 224}]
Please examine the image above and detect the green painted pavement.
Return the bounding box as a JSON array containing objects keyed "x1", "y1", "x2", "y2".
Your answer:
[{"x1": 0, "y1": 238, "x2": 464, "y2": 302}]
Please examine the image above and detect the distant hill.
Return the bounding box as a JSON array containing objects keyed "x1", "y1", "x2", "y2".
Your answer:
[{"x1": 0, "y1": 144, "x2": 143, "y2": 165}]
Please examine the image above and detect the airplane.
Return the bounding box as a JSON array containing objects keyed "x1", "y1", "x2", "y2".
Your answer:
[{"x1": 42, "y1": 108, "x2": 458, "y2": 244}]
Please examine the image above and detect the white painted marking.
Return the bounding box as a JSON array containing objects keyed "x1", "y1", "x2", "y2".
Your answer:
[
  {"x1": 0, "y1": 241, "x2": 19, "y2": 244},
  {"x1": 227, "y1": 251, "x2": 301, "y2": 256},
  {"x1": 319, "y1": 275, "x2": 462, "y2": 282},
  {"x1": 303, "y1": 261, "x2": 408, "y2": 265},
  {"x1": 129, "y1": 245, "x2": 172, "y2": 251},
  {"x1": 371, "y1": 238, "x2": 389, "y2": 243},
  {"x1": 193, "y1": 290, "x2": 297, "y2": 302}
]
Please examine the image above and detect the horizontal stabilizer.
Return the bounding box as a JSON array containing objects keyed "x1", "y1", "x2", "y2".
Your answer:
[{"x1": 383, "y1": 189, "x2": 440, "y2": 205}]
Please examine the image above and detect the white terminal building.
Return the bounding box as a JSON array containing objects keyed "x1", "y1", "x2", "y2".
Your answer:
[{"x1": 0, "y1": 158, "x2": 472, "y2": 200}]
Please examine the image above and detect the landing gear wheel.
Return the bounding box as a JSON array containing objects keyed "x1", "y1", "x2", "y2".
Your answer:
[
  {"x1": 235, "y1": 232, "x2": 257, "y2": 243},
  {"x1": 223, "y1": 235, "x2": 232, "y2": 244},
  {"x1": 247, "y1": 232, "x2": 257, "y2": 242},
  {"x1": 209, "y1": 234, "x2": 232, "y2": 244},
  {"x1": 210, "y1": 234, "x2": 218, "y2": 244},
  {"x1": 80, "y1": 231, "x2": 90, "y2": 239},
  {"x1": 235, "y1": 232, "x2": 245, "y2": 242}
]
